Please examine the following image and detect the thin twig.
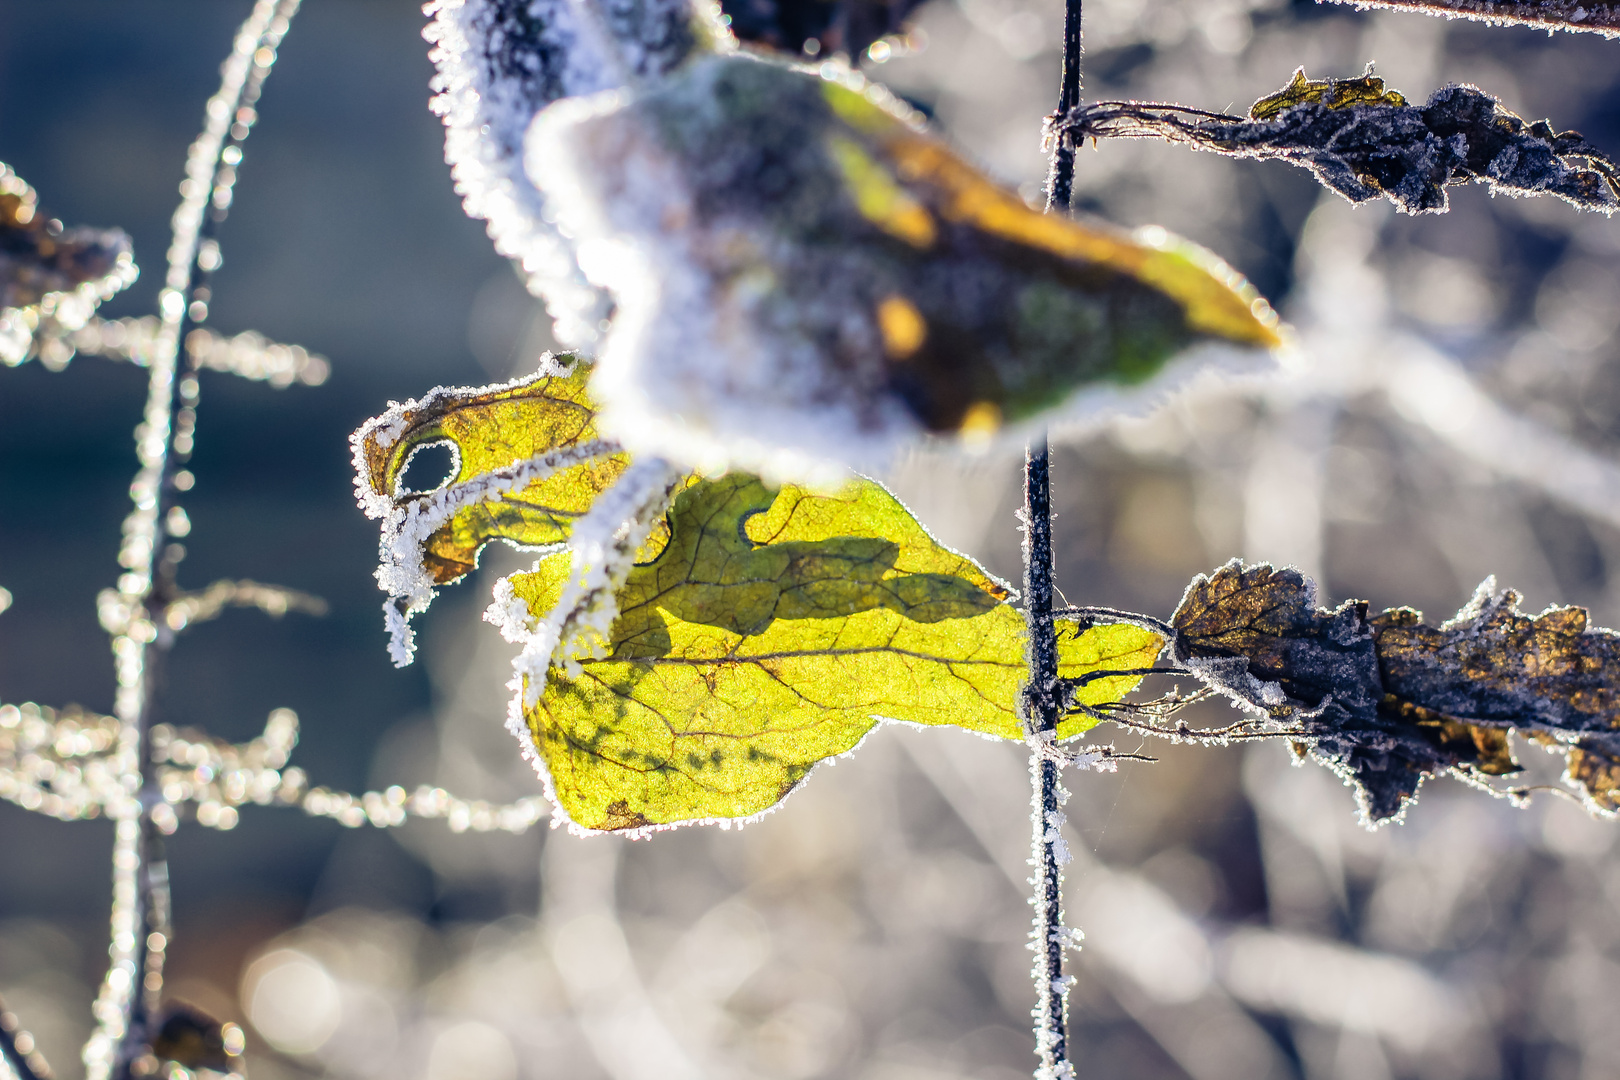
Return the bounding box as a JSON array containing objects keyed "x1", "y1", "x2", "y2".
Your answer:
[
  {"x1": 83, "y1": 4, "x2": 303, "y2": 1079},
  {"x1": 1022, "y1": 443, "x2": 1071, "y2": 1080},
  {"x1": 1025, "y1": 0, "x2": 1083, "y2": 1076}
]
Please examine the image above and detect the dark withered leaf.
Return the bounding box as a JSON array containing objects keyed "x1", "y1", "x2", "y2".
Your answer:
[
  {"x1": 149, "y1": 1001, "x2": 237, "y2": 1073},
  {"x1": 1170, "y1": 561, "x2": 1620, "y2": 824},
  {"x1": 1055, "y1": 69, "x2": 1619, "y2": 216},
  {"x1": 720, "y1": 0, "x2": 926, "y2": 58},
  {"x1": 0, "y1": 163, "x2": 136, "y2": 362}
]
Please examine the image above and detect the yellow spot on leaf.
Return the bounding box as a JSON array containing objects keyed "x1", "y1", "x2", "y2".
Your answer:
[
  {"x1": 958, "y1": 401, "x2": 1001, "y2": 446},
  {"x1": 826, "y1": 134, "x2": 937, "y2": 248},
  {"x1": 877, "y1": 294, "x2": 927, "y2": 358}
]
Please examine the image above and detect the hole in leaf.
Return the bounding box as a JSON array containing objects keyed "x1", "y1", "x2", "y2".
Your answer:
[{"x1": 399, "y1": 441, "x2": 458, "y2": 494}]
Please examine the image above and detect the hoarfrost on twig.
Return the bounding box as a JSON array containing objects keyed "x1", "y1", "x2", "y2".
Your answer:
[
  {"x1": 0, "y1": 702, "x2": 549, "y2": 837},
  {"x1": 56, "y1": 316, "x2": 330, "y2": 386}
]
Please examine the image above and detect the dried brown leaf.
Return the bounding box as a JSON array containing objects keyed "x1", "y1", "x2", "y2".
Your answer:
[
  {"x1": 1170, "y1": 561, "x2": 1620, "y2": 823},
  {"x1": 1055, "y1": 71, "x2": 1619, "y2": 216}
]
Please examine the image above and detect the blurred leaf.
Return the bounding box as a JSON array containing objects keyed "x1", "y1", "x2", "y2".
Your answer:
[
  {"x1": 535, "y1": 54, "x2": 1282, "y2": 473},
  {"x1": 510, "y1": 473, "x2": 1163, "y2": 831},
  {"x1": 1318, "y1": 0, "x2": 1620, "y2": 38},
  {"x1": 150, "y1": 1002, "x2": 236, "y2": 1074},
  {"x1": 1171, "y1": 562, "x2": 1620, "y2": 822},
  {"x1": 1058, "y1": 70, "x2": 1619, "y2": 215},
  {"x1": 719, "y1": 0, "x2": 927, "y2": 60},
  {"x1": 0, "y1": 161, "x2": 137, "y2": 365}
]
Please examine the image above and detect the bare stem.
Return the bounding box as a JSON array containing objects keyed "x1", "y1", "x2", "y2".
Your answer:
[{"x1": 82, "y1": 4, "x2": 303, "y2": 1079}]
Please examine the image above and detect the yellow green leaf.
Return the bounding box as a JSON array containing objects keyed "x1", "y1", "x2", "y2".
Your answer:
[
  {"x1": 505, "y1": 473, "x2": 1164, "y2": 832},
  {"x1": 351, "y1": 357, "x2": 631, "y2": 665},
  {"x1": 354, "y1": 358, "x2": 628, "y2": 585},
  {"x1": 1248, "y1": 66, "x2": 1406, "y2": 121}
]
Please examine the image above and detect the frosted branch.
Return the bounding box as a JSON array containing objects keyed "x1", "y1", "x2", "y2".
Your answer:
[
  {"x1": 158, "y1": 579, "x2": 327, "y2": 633},
  {"x1": 57, "y1": 316, "x2": 330, "y2": 386},
  {"x1": 492, "y1": 456, "x2": 682, "y2": 711},
  {"x1": 0, "y1": 701, "x2": 549, "y2": 837},
  {"x1": 87, "y1": 3, "x2": 305, "y2": 1075}
]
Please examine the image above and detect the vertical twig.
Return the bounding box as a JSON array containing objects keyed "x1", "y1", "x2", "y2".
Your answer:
[
  {"x1": 1022, "y1": 443, "x2": 1071, "y2": 1080},
  {"x1": 1027, "y1": 0, "x2": 1083, "y2": 1077},
  {"x1": 1044, "y1": 0, "x2": 1083, "y2": 213},
  {"x1": 80, "y1": 5, "x2": 303, "y2": 1080}
]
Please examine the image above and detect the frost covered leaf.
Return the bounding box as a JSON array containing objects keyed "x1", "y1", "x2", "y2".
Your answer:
[
  {"x1": 0, "y1": 162, "x2": 138, "y2": 366},
  {"x1": 1321, "y1": 0, "x2": 1620, "y2": 38},
  {"x1": 531, "y1": 53, "x2": 1283, "y2": 481},
  {"x1": 424, "y1": 0, "x2": 708, "y2": 348},
  {"x1": 351, "y1": 357, "x2": 627, "y2": 665},
  {"x1": 1057, "y1": 68, "x2": 1620, "y2": 216},
  {"x1": 1170, "y1": 561, "x2": 1620, "y2": 822},
  {"x1": 499, "y1": 473, "x2": 1163, "y2": 832}
]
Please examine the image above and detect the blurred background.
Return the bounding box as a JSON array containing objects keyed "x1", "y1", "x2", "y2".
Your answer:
[{"x1": 2, "y1": 1, "x2": 1620, "y2": 1078}]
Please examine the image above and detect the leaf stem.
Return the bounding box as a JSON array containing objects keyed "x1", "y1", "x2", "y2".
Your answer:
[{"x1": 82, "y1": 5, "x2": 302, "y2": 1079}]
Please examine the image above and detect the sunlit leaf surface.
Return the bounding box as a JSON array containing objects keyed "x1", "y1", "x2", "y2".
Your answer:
[
  {"x1": 1171, "y1": 561, "x2": 1620, "y2": 822},
  {"x1": 507, "y1": 473, "x2": 1163, "y2": 832}
]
